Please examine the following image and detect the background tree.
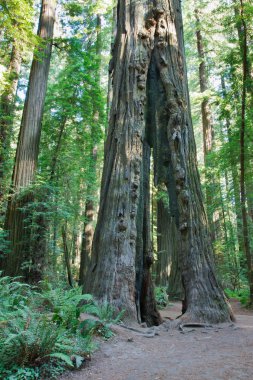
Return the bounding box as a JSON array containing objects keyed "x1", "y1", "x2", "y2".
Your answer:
[
  {"x1": 2, "y1": 0, "x2": 57, "y2": 281},
  {"x1": 0, "y1": 0, "x2": 38, "y2": 220}
]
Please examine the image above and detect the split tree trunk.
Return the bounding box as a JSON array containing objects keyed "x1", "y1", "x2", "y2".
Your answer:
[
  {"x1": 84, "y1": 0, "x2": 233, "y2": 324},
  {"x1": 2, "y1": 0, "x2": 57, "y2": 281}
]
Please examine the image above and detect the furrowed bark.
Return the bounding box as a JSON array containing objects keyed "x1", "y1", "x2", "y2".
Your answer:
[
  {"x1": 2, "y1": 0, "x2": 57, "y2": 281},
  {"x1": 0, "y1": 43, "x2": 21, "y2": 215},
  {"x1": 147, "y1": 2, "x2": 233, "y2": 323},
  {"x1": 84, "y1": 0, "x2": 160, "y2": 324},
  {"x1": 194, "y1": 7, "x2": 217, "y2": 240},
  {"x1": 79, "y1": 15, "x2": 102, "y2": 286},
  {"x1": 84, "y1": 0, "x2": 233, "y2": 324},
  {"x1": 221, "y1": 76, "x2": 244, "y2": 259},
  {"x1": 155, "y1": 197, "x2": 172, "y2": 287},
  {"x1": 238, "y1": 0, "x2": 253, "y2": 305}
]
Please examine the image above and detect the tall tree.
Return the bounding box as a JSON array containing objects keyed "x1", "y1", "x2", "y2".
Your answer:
[
  {"x1": 237, "y1": 0, "x2": 253, "y2": 304},
  {"x1": 194, "y1": 6, "x2": 216, "y2": 238},
  {"x1": 155, "y1": 194, "x2": 182, "y2": 298},
  {"x1": 2, "y1": 0, "x2": 57, "y2": 281},
  {"x1": 0, "y1": 0, "x2": 37, "y2": 218},
  {"x1": 79, "y1": 14, "x2": 103, "y2": 286},
  {"x1": 0, "y1": 44, "x2": 21, "y2": 210},
  {"x1": 84, "y1": 0, "x2": 233, "y2": 324}
]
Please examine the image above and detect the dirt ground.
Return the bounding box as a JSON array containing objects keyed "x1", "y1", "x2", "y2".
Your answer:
[{"x1": 61, "y1": 300, "x2": 253, "y2": 380}]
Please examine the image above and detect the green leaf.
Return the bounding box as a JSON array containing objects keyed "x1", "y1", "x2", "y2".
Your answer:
[
  {"x1": 48, "y1": 353, "x2": 74, "y2": 367},
  {"x1": 73, "y1": 354, "x2": 84, "y2": 368}
]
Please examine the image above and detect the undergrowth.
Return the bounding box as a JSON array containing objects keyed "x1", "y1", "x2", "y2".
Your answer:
[
  {"x1": 225, "y1": 287, "x2": 250, "y2": 306},
  {"x1": 155, "y1": 287, "x2": 168, "y2": 309},
  {"x1": 0, "y1": 275, "x2": 124, "y2": 379}
]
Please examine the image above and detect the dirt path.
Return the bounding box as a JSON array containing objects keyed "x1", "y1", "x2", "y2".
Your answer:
[{"x1": 61, "y1": 300, "x2": 253, "y2": 380}]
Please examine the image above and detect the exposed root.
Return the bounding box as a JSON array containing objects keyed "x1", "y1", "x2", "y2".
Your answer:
[{"x1": 115, "y1": 322, "x2": 160, "y2": 338}]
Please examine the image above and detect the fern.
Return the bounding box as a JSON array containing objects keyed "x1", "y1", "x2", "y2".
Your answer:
[
  {"x1": 0, "y1": 276, "x2": 95, "y2": 378},
  {"x1": 47, "y1": 353, "x2": 74, "y2": 367}
]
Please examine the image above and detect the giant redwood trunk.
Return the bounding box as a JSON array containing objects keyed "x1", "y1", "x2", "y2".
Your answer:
[
  {"x1": 2, "y1": 0, "x2": 56, "y2": 281},
  {"x1": 84, "y1": 0, "x2": 233, "y2": 324}
]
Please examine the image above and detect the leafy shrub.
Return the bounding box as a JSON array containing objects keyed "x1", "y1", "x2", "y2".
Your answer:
[
  {"x1": 83, "y1": 300, "x2": 125, "y2": 323},
  {"x1": 0, "y1": 276, "x2": 95, "y2": 379},
  {"x1": 79, "y1": 301, "x2": 125, "y2": 340},
  {"x1": 225, "y1": 287, "x2": 250, "y2": 305},
  {"x1": 38, "y1": 282, "x2": 94, "y2": 332},
  {"x1": 155, "y1": 287, "x2": 168, "y2": 308},
  {"x1": 0, "y1": 275, "x2": 122, "y2": 379}
]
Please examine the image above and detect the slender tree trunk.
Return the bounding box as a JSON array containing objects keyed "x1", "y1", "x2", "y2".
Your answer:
[
  {"x1": 224, "y1": 170, "x2": 240, "y2": 288},
  {"x1": 194, "y1": 8, "x2": 216, "y2": 239},
  {"x1": 238, "y1": 0, "x2": 253, "y2": 304},
  {"x1": 50, "y1": 116, "x2": 67, "y2": 180},
  {"x1": 0, "y1": 44, "x2": 21, "y2": 213},
  {"x1": 155, "y1": 198, "x2": 171, "y2": 286},
  {"x1": 84, "y1": 0, "x2": 233, "y2": 324},
  {"x1": 155, "y1": 196, "x2": 182, "y2": 298},
  {"x1": 62, "y1": 224, "x2": 74, "y2": 287},
  {"x1": 245, "y1": 172, "x2": 253, "y2": 222},
  {"x1": 2, "y1": 0, "x2": 57, "y2": 281},
  {"x1": 79, "y1": 15, "x2": 102, "y2": 286},
  {"x1": 79, "y1": 186, "x2": 96, "y2": 286},
  {"x1": 234, "y1": 0, "x2": 253, "y2": 231},
  {"x1": 221, "y1": 76, "x2": 245, "y2": 258}
]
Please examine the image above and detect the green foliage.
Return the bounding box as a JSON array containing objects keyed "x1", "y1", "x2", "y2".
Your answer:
[
  {"x1": 79, "y1": 300, "x2": 125, "y2": 340},
  {"x1": 182, "y1": 0, "x2": 253, "y2": 298},
  {"x1": 0, "y1": 276, "x2": 96, "y2": 379},
  {"x1": 225, "y1": 288, "x2": 250, "y2": 306},
  {"x1": 0, "y1": 275, "x2": 124, "y2": 378},
  {"x1": 156, "y1": 188, "x2": 169, "y2": 209},
  {"x1": 0, "y1": 0, "x2": 37, "y2": 48},
  {"x1": 155, "y1": 287, "x2": 168, "y2": 309},
  {"x1": 83, "y1": 301, "x2": 125, "y2": 323},
  {"x1": 0, "y1": 0, "x2": 39, "y2": 96},
  {"x1": 39, "y1": 282, "x2": 94, "y2": 332}
]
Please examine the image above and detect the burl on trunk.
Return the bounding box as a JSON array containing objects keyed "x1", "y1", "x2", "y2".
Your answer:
[{"x1": 84, "y1": 0, "x2": 233, "y2": 325}]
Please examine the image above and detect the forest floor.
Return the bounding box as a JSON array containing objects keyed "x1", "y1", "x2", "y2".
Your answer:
[{"x1": 61, "y1": 299, "x2": 253, "y2": 380}]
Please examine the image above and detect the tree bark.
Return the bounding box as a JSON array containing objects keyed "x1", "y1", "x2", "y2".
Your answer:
[
  {"x1": 194, "y1": 8, "x2": 217, "y2": 240},
  {"x1": 0, "y1": 43, "x2": 21, "y2": 213},
  {"x1": 155, "y1": 195, "x2": 182, "y2": 298},
  {"x1": 155, "y1": 197, "x2": 172, "y2": 287},
  {"x1": 84, "y1": 0, "x2": 233, "y2": 324},
  {"x1": 221, "y1": 76, "x2": 245, "y2": 260},
  {"x1": 62, "y1": 224, "x2": 74, "y2": 288},
  {"x1": 79, "y1": 15, "x2": 102, "y2": 286},
  {"x1": 238, "y1": 0, "x2": 253, "y2": 305},
  {"x1": 2, "y1": 0, "x2": 57, "y2": 281}
]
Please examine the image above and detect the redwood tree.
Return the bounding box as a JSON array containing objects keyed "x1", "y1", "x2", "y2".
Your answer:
[
  {"x1": 2, "y1": 0, "x2": 57, "y2": 281},
  {"x1": 0, "y1": 44, "x2": 21, "y2": 210},
  {"x1": 84, "y1": 0, "x2": 233, "y2": 324},
  {"x1": 237, "y1": 0, "x2": 253, "y2": 304}
]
